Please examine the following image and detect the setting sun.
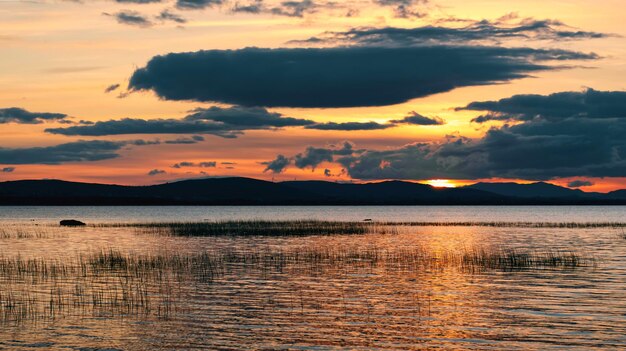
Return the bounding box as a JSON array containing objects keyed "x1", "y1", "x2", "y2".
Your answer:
[{"x1": 425, "y1": 179, "x2": 457, "y2": 188}]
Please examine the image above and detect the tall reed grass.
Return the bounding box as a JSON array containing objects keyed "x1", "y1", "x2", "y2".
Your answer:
[{"x1": 96, "y1": 220, "x2": 626, "y2": 238}]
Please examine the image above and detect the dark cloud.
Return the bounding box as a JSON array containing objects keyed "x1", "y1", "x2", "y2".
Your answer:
[
  {"x1": 0, "y1": 141, "x2": 125, "y2": 165},
  {"x1": 172, "y1": 161, "x2": 217, "y2": 168},
  {"x1": 306, "y1": 121, "x2": 392, "y2": 130},
  {"x1": 231, "y1": 0, "x2": 264, "y2": 13},
  {"x1": 156, "y1": 10, "x2": 187, "y2": 23},
  {"x1": 294, "y1": 146, "x2": 334, "y2": 169},
  {"x1": 267, "y1": 90, "x2": 626, "y2": 181},
  {"x1": 459, "y1": 89, "x2": 626, "y2": 123},
  {"x1": 263, "y1": 154, "x2": 290, "y2": 173},
  {"x1": 0, "y1": 107, "x2": 68, "y2": 124},
  {"x1": 148, "y1": 169, "x2": 167, "y2": 176},
  {"x1": 294, "y1": 18, "x2": 610, "y2": 46},
  {"x1": 176, "y1": 0, "x2": 224, "y2": 9},
  {"x1": 269, "y1": 0, "x2": 317, "y2": 17},
  {"x1": 46, "y1": 106, "x2": 314, "y2": 138},
  {"x1": 1, "y1": 167, "x2": 15, "y2": 173},
  {"x1": 105, "y1": 10, "x2": 153, "y2": 27},
  {"x1": 374, "y1": 0, "x2": 428, "y2": 18},
  {"x1": 390, "y1": 111, "x2": 444, "y2": 125},
  {"x1": 568, "y1": 180, "x2": 594, "y2": 188},
  {"x1": 104, "y1": 84, "x2": 121, "y2": 93},
  {"x1": 128, "y1": 46, "x2": 596, "y2": 108},
  {"x1": 115, "y1": 0, "x2": 163, "y2": 3},
  {"x1": 231, "y1": 0, "x2": 352, "y2": 18},
  {"x1": 164, "y1": 135, "x2": 205, "y2": 144},
  {"x1": 128, "y1": 139, "x2": 161, "y2": 145}
]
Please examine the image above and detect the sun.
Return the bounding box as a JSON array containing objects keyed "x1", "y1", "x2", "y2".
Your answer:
[{"x1": 424, "y1": 179, "x2": 457, "y2": 188}]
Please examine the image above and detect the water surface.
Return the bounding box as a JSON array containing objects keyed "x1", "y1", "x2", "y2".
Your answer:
[{"x1": 0, "y1": 206, "x2": 624, "y2": 350}]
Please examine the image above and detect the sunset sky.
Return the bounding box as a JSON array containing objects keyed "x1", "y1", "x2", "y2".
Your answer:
[{"x1": 1, "y1": 0, "x2": 625, "y2": 191}]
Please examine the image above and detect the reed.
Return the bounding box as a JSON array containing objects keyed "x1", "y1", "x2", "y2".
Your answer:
[
  {"x1": 0, "y1": 243, "x2": 594, "y2": 324},
  {"x1": 95, "y1": 220, "x2": 626, "y2": 238},
  {"x1": 99, "y1": 220, "x2": 370, "y2": 236},
  {"x1": 0, "y1": 227, "x2": 63, "y2": 239}
]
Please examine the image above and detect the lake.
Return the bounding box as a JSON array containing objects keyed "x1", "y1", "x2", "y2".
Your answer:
[{"x1": 0, "y1": 206, "x2": 624, "y2": 350}]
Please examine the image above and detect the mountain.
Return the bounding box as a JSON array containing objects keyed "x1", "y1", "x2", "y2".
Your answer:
[
  {"x1": 0, "y1": 177, "x2": 624, "y2": 205},
  {"x1": 466, "y1": 182, "x2": 594, "y2": 199}
]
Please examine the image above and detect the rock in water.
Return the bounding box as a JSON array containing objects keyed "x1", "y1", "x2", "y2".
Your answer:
[{"x1": 60, "y1": 219, "x2": 86, "y2": 226}]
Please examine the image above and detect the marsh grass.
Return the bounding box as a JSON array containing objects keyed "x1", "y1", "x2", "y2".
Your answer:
[
  {"x1": 0, "y1": 227, "x2": 65, "y2": 239},
  {"x1": 0, "y1": 220, "x2": 599, "y2": 325},
  {"x1": 0, "y1": 243, "x2": 593, "y2": 325},
  {"x1": 96, "y1": 220, "x2": 626, "y2": 238},
  {"x1": 99, "y1": 220, "x2": 371, "y2": 236}
]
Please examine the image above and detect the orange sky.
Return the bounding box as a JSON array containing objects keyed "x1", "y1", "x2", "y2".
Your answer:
[{"x1": 0, "y1": 0, "x2": 625, "y2": 192}]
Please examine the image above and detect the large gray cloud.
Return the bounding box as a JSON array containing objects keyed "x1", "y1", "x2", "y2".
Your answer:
[
  {"x1": 267, "y1": 90, "x2": 626, "y2": 180},
  {"x1": 0, "y1": 108, "x2": 68, "y2": 124},
  {"x1": 128, "y1": 46, "x2": 596, "y2": 108},
  {"x1": 458, "y1": 89, "x2": 626, "y2": 123},
  {"x1": 46, "y1": 106, "x2": 315, "y2": 138},
  {"x1": 0, "y1": 141, "x2": 126, "y2": 165}
]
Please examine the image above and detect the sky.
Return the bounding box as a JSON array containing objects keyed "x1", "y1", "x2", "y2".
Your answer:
[{"x1": 0, "y1": 0, "x2": 625, "y2": 191}]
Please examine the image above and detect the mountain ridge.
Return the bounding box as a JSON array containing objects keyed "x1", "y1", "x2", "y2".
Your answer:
[{"x1": 0, "y1": 177, "x2": 624, "y2": 205}]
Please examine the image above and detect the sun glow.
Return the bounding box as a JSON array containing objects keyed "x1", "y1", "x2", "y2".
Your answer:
[{"x1": 425, "y1": 179, "x2": 457, "y2": 188}]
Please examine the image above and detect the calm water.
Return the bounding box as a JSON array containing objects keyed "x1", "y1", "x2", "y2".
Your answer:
[
  {"x1": 0, "y1": 206, "x2": 625, "y2": 350},
  {"x1": 0, "y1": 205, "x2": 625, "y2": 223}
]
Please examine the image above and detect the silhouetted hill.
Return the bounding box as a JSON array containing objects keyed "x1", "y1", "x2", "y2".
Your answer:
[
  {"x1": 606, "y1": 189, "x2": 626, "y2": 200},
  {"x1": 467, "y1": 182, "x2": 593, "y2": 199},
  {"x1": 0, "y1": 177, "x2": 624, "y2": 205},
  {"x1": 281, "y1": 180, "x2": 506, "y2": 204}
]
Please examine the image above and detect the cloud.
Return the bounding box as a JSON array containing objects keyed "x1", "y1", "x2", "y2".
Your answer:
[
  {"x1": 458, "y1": 88, "x2": 626, "y2": 123},
  {"x1": 114, "y1": 0, "x2": 163, "y2": 3},
  {"x1": 269, "y1": 0, "x2": 317, "y2": 17},
  {"x1": 176, "y1": 0, "x2": 224, "y2": 9},
  {"x1": 46, "y1": 106, "x2": 314, "y2": 138},
  {"x1": 266, "y1": 90, "x2": 626, "y2": 181},
  {"x1": 164, "y1": 135, "x2": 205, "y2": 144},
  {"x1": 105, "y1": 10, "x2": 154, "y2": 27},
  {"x1": 0, "y1": 107, "x2": 68, "y2": 124},
  {"x1": 0, "y1": 140, "x2": 125, "y2": 165},
  {"x1": 156, "y1": 9, "x2": 187, "y2": 23},
  {"x1": 148, "y1": 169, "x2": 167, "y2": 176},
  {"x1": 105, "y1": 84, "x2": 121, "y2": 93},
  {"x1": 231, "y1": 0, "x2": 353, "y2": 18},
  {"x1": 128, "y1": 139, "x2": 161, "y2": 145},
  {"x1": 128, "y1": 46, "x2": 596, "y2": 108},
  {"x1": 172, "y1": 161, "x2": 217, "y2": 168},
  {"x1": 568, "y1": 180, "x2": 594, "y2": 188},
  {"x1": 262, "y1": 154, "x2": 290, "y2": 173},
  {"x1": 389, "y1": 111, "x2": 445, "y2": 125},
  {"x1": 293, "y1": 18, "x2": 610, "y2": 46},
  {"x1": 306, "y1": 121, "x2": 392, "y2": 130},
  {"x1": 374, "y1": 0, "x2": 428, "y2": 18},
  {"x1": 1, "y1": 167, "x2": 15, "y2": 173}
]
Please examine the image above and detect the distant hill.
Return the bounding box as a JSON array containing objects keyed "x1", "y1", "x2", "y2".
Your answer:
[
  {"x1": 0, "y1": 177, "x2": 624, "y2": 205},
  {"x1": 466, "y1": 182, "x2": 594, "y2": 199}
]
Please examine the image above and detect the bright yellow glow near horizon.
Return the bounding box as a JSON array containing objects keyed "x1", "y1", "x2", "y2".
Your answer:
[{"x1": 424, "y1": 180, "x2": 457, "y2": 188}]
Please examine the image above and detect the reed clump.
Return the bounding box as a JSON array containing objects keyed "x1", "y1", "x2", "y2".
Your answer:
[
  {"x1": 96, "y1": 220, "x2": 626, "y2": 238},
  {"x1": 0, "y1": 227, "x2": 63, "y2": 239},
  {"x1": 100, "y1": 220, "x2": 371, "y2": 236},
  {"x1": 0, "y1": 243, "x2": 593, "y2": 325}
]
